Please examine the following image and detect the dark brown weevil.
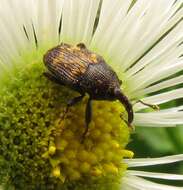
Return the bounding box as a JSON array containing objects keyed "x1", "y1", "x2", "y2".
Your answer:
[{"x1": 43, "y1": 43, "x2": 133, "y2": 139}]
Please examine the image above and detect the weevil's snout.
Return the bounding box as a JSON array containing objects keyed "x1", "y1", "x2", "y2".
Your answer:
[{"x1": 114, "y1": 88, "x2": 134, "y2": 125}]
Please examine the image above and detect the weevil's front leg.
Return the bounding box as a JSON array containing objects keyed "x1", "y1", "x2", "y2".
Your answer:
[
  {"x1": 81, "y1": 97, "x2": 92, "y2": 142},
  {"x1": 136, "y1": 100, "x2": 159, "y2": 110},
  {"x1": 67, "y1": 94, "x2": 85, "y2": 107},
  {"x1": 64, "y1": 93, "x2": 85, "y2": 115},
  {"x1": 59, "y1": 94, "x2": 85, "y2": 124}
]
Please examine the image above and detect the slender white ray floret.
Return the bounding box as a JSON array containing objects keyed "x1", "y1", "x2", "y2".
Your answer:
[
  {"x1": 124, "y1": 154, "x2": 183, "y2": 190},
  {"x1": 61, "y1": 0, "x2": 100, "y2": 45},
  {"x1": 89, "y1": 0, "x2": 183, "y2": 128},
  {"x1": 125, "y1": 154, "x2": 183, "y2": 167},
  {"x1": 123, "y1": 175, "x2": 183, "y2": 190}
]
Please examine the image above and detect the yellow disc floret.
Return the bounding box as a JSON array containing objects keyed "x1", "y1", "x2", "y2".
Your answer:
[
  {"x1": 47, "y1": 97, "x2": 133, "y2": 182},
  {"x1": 0, "y1": 49, "x2": 133, "y2": 190}
]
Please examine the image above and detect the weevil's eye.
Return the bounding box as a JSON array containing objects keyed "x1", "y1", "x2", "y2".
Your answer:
[{"x1": 119, "y1": 80, "x2": 122, "y2": 86}]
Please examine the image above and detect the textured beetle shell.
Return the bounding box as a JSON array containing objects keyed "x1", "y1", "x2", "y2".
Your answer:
[
  {"x1": 44, "y1": 43, "x2": 121, "y2": 98},
  {"x1": 44, "y1": 43, "x2": 133, "y2": 124},
  {"x1": 79, "y1": 63, "x2": 121, "y2": 99},
  {"x1": 44, "y1": 43, "x2": 103, "y2": 85}
]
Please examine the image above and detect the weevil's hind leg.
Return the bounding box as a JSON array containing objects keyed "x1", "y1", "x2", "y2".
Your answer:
[
  {"x1": 43, "y1": 71, "x2": 64, "y2": 85},
  {"x1": 136, "y1": 100, "x2": 159, "y2": 110},
  {"x1": 81, "y1": 97, "x2": 92, "y2": 143}
]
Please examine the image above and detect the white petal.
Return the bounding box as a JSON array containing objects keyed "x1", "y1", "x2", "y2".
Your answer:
[
  {"x1": 132, "y1": 86, "x2": 183, "y2": 127},
  {"x1": 143, "y1": 75, "x2": 183, "y2": 95},
  {"x1": 61, "y1": 0, "x2": 100, "y2": 45},
  {"x1": 157, "y1": 105, "x2": 183, "y2": 113},
  {"x1": 128, "y1": 54, "x2": 183, "y2": 97},
  {"x1": 91, "y1": 0, "x2": 149, "y2": 73},
  {"x1": 134, "y1": 88, "x2": 183, "y2": 111},
  {"x1": 91, "y1": 0, "x2": 182, "y2": 75},
  {"x1": 134, "y1": 114, "x2": 183, "y2": 127},
  {"x1": 123, "y1": 0, "x2": 182, "y2": 70},
  {"x1": 33, "y1": 0, "x2": 64, "y2": 47},
  {"x1": 127, "y1": 170, "x2": 183, "y2": 180},
  {"x1": 91, "y1": 0, "x2": 132, "y2": 53},
  {"x1": 0, "y1": 0, "x2": 29, "y2": 63},
  {"x1": 5, "y1": 0, "x2": 36, "y2": 48},
  {"x1": 125, "y1": 6, "x2": 183, "y2": 97},
  {"x1": 126, "y1": 21, "x2": 183, "y2": 80},
  {"x1": 122, "y1": 175, "x2": 183, "y2": 190},
  {"x1": 125, "y1": 154, "x2": 183, "y2": 167},
  {"x1": 0, "y1": 0, "x2": 64, "y2": 65},
  {"x1": 133, "y1": 108, "x2": 183, "y2": 127}
]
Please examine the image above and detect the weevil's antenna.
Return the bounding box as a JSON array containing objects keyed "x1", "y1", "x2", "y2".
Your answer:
[{"x1": 115, "y1": 88, "x2": 134, "y2": 124}]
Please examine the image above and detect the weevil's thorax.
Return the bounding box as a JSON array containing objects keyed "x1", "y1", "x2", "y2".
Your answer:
[{"x1": 79, "y1": 61, "x2": 121, "y2": 100}]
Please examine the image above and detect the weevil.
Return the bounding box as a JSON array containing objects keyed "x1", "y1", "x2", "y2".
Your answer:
[{"x1": 43, "y1": 43, "x2": 133, "y2": 139}]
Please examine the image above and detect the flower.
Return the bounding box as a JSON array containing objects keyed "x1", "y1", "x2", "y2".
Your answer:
[
  {"x1": 124, "y1": 154, "x2": 183, "y2": 190},
  {"x1": 0, "y1": 0, "x2": 183, "y2": 190}
]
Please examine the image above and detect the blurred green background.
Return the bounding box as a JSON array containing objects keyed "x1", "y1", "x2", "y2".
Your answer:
[{"x1": 128, "y1": 126, "x2": 183, "y2": 186}]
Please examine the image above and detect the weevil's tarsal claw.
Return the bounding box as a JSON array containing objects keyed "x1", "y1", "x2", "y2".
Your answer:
[{"x1": 137, "y1": 100, "x2": 160, "y2": 111}]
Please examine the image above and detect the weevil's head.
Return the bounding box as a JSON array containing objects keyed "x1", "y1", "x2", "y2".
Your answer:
[{"x1": 95, "y1": 78, "x2": 122, "y2": 101}]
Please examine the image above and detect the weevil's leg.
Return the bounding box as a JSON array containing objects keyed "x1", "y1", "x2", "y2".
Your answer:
[
  {"x1": 136, "y1": 100, "x2": 159, "y2": 110},
  {"x1": 81, "y1": 97, "x2": 92, "y2": 142},
  {"x1": 116, "y1": 90, "x2": 134, "y2": 124},
  {"x1": 120, "y1": 113, "x2": 135, "y2": 131},
  {"x1": 67, "y1": 94, "x2": 85, "y2": 107},
  {"x1": 64, "y1": 94, "x2": 85, "y2": 115},
  {"x1": 59, "y1": 94, "x2": 85, "y2": 125},
  {"x1": 43, "y1": 72, "x2": 64, "y2": 85}
]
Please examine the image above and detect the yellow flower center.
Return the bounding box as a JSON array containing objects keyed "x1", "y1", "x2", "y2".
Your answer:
[
  {"x1": 0, "y1": 48, "x2": 133, "y2": 189},
  {"x1": 47, "y1": 98, "x2": 133, "y2": 182}
]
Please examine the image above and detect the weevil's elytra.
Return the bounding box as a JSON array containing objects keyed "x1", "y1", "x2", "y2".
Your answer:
[{"x1": 43, "y1": 43, "x2": 134, "y2": 139}]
